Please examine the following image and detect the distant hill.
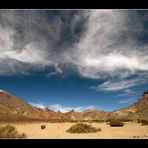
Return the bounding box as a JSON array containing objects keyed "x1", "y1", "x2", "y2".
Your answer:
[
  {"x1": 64, "y1": 90, "x2": 148, "y2": 121},
  {"x1": 0, "y1": 90, "x2": 56, "y2": 122},
  {"x1": 111, "y1": 90, "x2": 148, "y2": 121},
  {"x1": 0, "y1": 89, "x2": 148, "y2": 122}
]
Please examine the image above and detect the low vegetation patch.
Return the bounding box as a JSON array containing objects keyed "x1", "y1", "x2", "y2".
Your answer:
[
  {"x1": 93, "y1": 120, "x2": 104, "y2": 123},
  {"x1": 0, "y1": 124, "x2": 26, "y2": 138},
  {"x1": 106, "y1": 119, "x2": 116, "y2": 125},
  {"x1": 133, "y1": 135, "x2": 148, "y2": 138},
  {"x1": 109, "y1": 120, "x2": 124, "y2": 127},
  {"x1": 66, "y1": 123, "x2": 101, "y2": 133},
  {"x1": 41, "y1": 124, "x2": 46, "y2": 129},
  {"x1": 119, "y1": 119, "x2": 133, "y2": 122},
  {"x1": 137, "y1": 119, "x2": 148, "y2": 125},
  {"x1": 82, "y1": 120, "x2": 105, "y2": 123}
]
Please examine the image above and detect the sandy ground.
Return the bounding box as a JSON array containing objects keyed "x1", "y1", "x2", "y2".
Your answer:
[{"x1": 1, "y1": 122, "x2": 148, "y2": 139}]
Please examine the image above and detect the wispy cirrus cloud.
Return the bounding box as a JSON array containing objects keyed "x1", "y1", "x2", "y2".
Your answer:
[
  {"x1": 69, "y1": 10, "x2": 148, "y2": 80},
  {"x1": 0, "y1": 10, "x2": 87, "y2": 76},
  {"x1": 48, "y1": 104, "x2": 96, "y2": 113},
  {"x1": 29, "y1": 102, "x2": 96, "y2": 113},
  {"x1": 30, "y1": 102, "x2": 46, "y2": 109},
  {"x1": 48, "y1": 104, "x2": 83, "y2": 112},
  {"x1": 117, "y1": 89, "x2": 132, "y2": 97},
  {"x1": 0, "y1": 10, "x2": 148, "y2": 90},
  {"x1": 90, "y1": 76, "x2": 148, "y2": 92},
  {"x1": 119, "y1": 98, "x2": 134, "y2": 104}
]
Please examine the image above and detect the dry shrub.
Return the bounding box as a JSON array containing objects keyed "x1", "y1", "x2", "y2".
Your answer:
[
  {"x1": 41, "y1": 124, "x2": 46, "y2": 129},
  {"x1": 92, "y1": 120, "x2": 104, "y2": 123},
  {"x1": 0, "y1": 124, "x2": 26, "y2": 138},
  {"x1": 133, "y1": 135, "x2": 148, "y2": 138},
  {"x1": 66, "y1": 123, "x2": 101, "y2": 133},
  {"x1": 137, "y1": 119, "x2": 148, "y2": 125},
  {"x1": 119, "y1": 119, "x2": 132, "y2": 122},
  {"x1": 109, "y1": 120, "x2": 124, "y2": 127},
  {"x1": 105, "y1": 119, "x2": 115, "y2": 123}
]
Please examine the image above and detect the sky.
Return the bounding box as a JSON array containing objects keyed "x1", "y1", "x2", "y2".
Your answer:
[{"x1": 0, "y1": 10, "x2": 148, "y2": 112}]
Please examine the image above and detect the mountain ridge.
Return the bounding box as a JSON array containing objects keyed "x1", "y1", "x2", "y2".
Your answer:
[{"x1": 0, "y1": 89, "x2": 148, "y2": 122}]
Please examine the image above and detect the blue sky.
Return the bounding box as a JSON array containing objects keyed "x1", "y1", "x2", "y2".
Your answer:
[
  {"x1": 0, "y1": 10, "x2": 148, "y2": 112},
  {"x1": 0, "y1": 73, "x2": 147, "y2": 112}
]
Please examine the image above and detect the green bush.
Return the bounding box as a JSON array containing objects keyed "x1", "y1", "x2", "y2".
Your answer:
[
  {"x1": 66, "y1": 123, "x2": 101, "y2": 133},
  {"x1": 0, "y1": 124, "x2": 26, "y2": 138},
  {"x1": 41, "y1": 125, "x2": 46, "y2": 129},
  {"x1": 109, "y1": 120, "x2": 124, "y2": 127}
]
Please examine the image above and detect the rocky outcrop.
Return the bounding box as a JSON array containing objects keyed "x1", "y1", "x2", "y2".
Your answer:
[
  {"x1": 111, "y1": 90, "x2": 148, "y2": 121},
  {"x1": 144, "y1": 90, "x2": 148, "y2": 94}
]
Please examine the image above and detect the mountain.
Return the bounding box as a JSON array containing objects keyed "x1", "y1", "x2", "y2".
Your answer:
[
  {"x1": 63, "y1": 90, "x2": 148, "y2": 121},
  {"x1": 0, "y1": 89, "x2": 148, "y2": 122},
  {"x1": 110, "y1": 90, "x2": 148, "y2": 121},
  {"x1": 72, "y1": 109, "x2": 110, "y2": 121},
  {"x1": 0, "y1": 90, "x2": 56, "y2": 122}
]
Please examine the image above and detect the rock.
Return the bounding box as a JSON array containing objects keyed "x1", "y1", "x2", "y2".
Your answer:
[
  {"x1": 70, "y1": 115, "x2": 76, "y2": 120},
  {"x1": 83, "y1": 117, "x2": 92, "y2": 121},
  {"x1": 144, "y1": 90, "x2": 148, "y2": 94},
  {"x1": 0, "y1": 90, "x2": 6, "y2": 94}
]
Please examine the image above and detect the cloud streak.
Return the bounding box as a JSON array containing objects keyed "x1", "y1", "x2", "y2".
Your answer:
[
  {"x1": 30, "y1": 102, "x2": 46, "y2": 109},
  {"x1": 0, "y1": 10, "x2": 87, "y2": 75},
  {"x1": 0, "y1": 10, "x2": 148, "y2": 90},
  {"x1": 68, "y1": 10, "x2": 148, "y2": 79},
  {"x1": 90, "y1": 79, "x2": 140, "y2": 91},
  {"x1": 48, "y1": 104, "x2": 85, "y2": 112},
  {"x1": 29, "y1": 102, "x2": 96, "y2": 113},
  {"x1": 90, "y1": 75, "x2": 148, "y2": 92},
  {"x1": 119, "y1": 98, "x2": 134, "y2": 104}
]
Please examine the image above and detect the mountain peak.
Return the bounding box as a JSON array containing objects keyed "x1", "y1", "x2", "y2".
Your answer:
[
  {"x1": 0, "y1": 89, "x2": 6, "y2": 94},
  {"x1": 144, "y1": 90, "x2": 148, "y2": 95}
]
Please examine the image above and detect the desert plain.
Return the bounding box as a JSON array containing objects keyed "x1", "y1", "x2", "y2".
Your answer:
[{"x1": 0, "y1": 122, "x2": 148, "y2": 139}]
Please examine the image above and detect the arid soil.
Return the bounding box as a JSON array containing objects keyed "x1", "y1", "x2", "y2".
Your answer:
[{"x1": 1, "y1": 122, "x2": 148, "y2": 139}]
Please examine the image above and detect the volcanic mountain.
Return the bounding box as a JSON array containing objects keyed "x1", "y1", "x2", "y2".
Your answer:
[
  {"x1": 62, "y1": 90, "x2": 148, "y2": 121},
  {"x1": 0, "y1": 90, "x2": 56, "y2": 122},
  {"x1": 111, "y1": 90, "x2": 148, "y2": 121},
  {"x1": 0, "y1": 89, "x2": 148, "y2": 122}
]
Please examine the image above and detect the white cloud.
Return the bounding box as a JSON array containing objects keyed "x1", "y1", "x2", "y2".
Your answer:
[
  {"x1": 90, "y1": 78, "x2": 146, "y2": 92},
  {"x1": 48, "y1": 104, "x2": 85, "y2": 113},
  {"x1": 0, "y1": 10, "x2": 148, "y2": 90},
  {"x1": 1, "y1": 42, "x2": 51, "y2": 65},
  {"x1": 119, "y1": 98, "x2": 133, "y2": 104},
  {"x1": 118, "y1": 89, "x2": 143, "y2": 99},
  {"x1": 30, "y1": 103, "x2": 96, "y2": 113},
  {"x1": 118, "y1": 89, "x2": 132, "y2": 96},
  {"x1": 48, "y1": 104, "x2": 96, "y2": 113},
  {"x1": 67, "y1": 10, "x2": 148, "y2": 79},
  {"x1": 29, "y1": 102, "x2": 46, "y2": 109}
]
